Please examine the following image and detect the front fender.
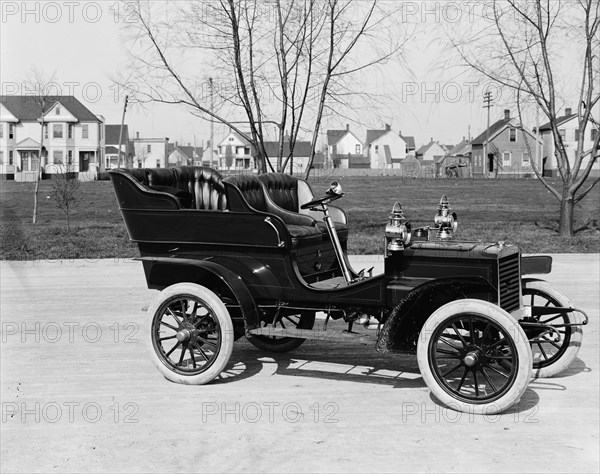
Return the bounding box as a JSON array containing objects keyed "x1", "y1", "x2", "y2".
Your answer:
[
  {"x1": 139, "y1": 257, "x2": 259, "y2": 332},
  {"x1": 376, "y1": 277, "x2": 497, "y2": 353}
]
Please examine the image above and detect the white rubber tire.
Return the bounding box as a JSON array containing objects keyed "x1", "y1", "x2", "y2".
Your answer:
[
  {"x1": 417, "y1": 299, "x2": 533, "y2": 415},
  {"x1": 146, "y1": 283, "x2": 234, "y2": 385},
  {"x1": 522, "y1": 280, "x2": 583, "y2": 378}
]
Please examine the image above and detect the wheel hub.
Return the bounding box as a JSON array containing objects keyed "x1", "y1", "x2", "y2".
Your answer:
[
  {"x1": 176, "y1": 329, "x2": 191, "y2": 342},
  {"x1": 463, "y1": 350, "x2": 480, "y2": 367}
]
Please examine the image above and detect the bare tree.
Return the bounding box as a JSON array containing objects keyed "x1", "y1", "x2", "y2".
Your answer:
[
  {"x1": 120, "y1": 0, "x2": 407, "y2": 175},
  {"x1": 51, "y1": 163, "x2": 80, "y2": 231},
  {"x1": 23, "y1": 69, "x2": 56, "y2": 224},
  {"x1": 446, "y1": 0, "x2": 600, "y2": 237}
]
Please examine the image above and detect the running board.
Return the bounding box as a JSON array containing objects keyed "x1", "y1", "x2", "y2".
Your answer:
[{"x1": 247, "y1": 326, "x2": 377, "y2": 344}]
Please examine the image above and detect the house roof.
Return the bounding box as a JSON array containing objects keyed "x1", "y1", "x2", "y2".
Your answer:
[
  {"x1": 537, "y1": 112, "x2": 577, "y2": 132},
  {"x1": 399, "y1": 133, "x2": 416, "y2": 149},
  {"x1": 219, "y1": 130, "x2": 252, "y2": 147},
  {"x1": 15, "y1": 137, "x2": 41, "y2": 149},
  {"x1": 416, "y1": 140, "x2": 442, "y2": 156},
  {"x1": 105, "y1": 145, "x2": 120, "y2": 154},
  {"x1": 105, "y1": 124, "x2": 129, "y2": 145},
  {"x1": 447, "y1": 139, "x2": 471, "y2": 156},
  {"x1": 365, "y1": 129, "x2": 389, "y2": 145},
  {"x1": 471, "y1": 118, "x2": 512, "y2": 145},
  {"x1": 263, "y1": 141, "x2": 312, "y2": 158},
  {"x1": 327, "y1": 129, "x2": 347, "y2": 146},
  {"x1": 349, "y1": 154, "x2": 370, "y2": 166},
  {"x1": 0, "y1": 95, "x2": 100, "y2": 122}
]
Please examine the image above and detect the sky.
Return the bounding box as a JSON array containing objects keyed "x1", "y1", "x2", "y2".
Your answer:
[{"x1": 0, "y1": 1, "x2": 586, "y2": 150}]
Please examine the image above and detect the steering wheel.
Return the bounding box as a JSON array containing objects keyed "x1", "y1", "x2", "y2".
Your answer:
[{"x1": 301, "y1": 181, "x2": 344, "y2": 210}]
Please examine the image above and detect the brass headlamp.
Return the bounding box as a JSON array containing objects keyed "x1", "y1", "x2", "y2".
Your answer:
[
  {"x1": 434, "y1": 194, "x2": 458, "y2": 239},
  {"x1": 385, "y1": 202, "x2": 412, "y2": 252}
]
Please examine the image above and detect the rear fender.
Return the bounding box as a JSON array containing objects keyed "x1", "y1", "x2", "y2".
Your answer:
[
  {"x1": 140, "y1": 257, "x2": 259, "y2": 333},
  {"x1": 376, "y1": 277, "x2": 496, "y2": 353}
]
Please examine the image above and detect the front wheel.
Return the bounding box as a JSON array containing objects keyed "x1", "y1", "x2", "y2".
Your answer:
[
  {"x1": 146, "y1": 283, "x2": 234, "y2": 385},
  {"x1": 417, "y1": 299, "x2": 532, "y2": 415},
  {"x1": 521, "y1": 280, "x2": 583, "y2": 378}
]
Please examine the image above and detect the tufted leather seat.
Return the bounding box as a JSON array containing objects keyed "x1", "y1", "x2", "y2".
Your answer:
[
  {"x1": 127, "y1": 166, "x2": 227, "y2": 210},
  {"x1": 224, "y1": 174, "x2": 322, "y2": 247},
  {"x1": 258, "y1": 173, "x2": 349, "y2": 244}
]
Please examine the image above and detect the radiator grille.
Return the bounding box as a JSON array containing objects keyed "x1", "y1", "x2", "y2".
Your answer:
[{"x1": 498, "y1": 253, "x2": 521, "y2": 313}]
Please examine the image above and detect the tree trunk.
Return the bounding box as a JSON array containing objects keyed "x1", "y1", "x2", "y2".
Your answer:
[
  {"x1": 33, "y1": 120, "x2": 44, "y2": 224},
  {"x1": 558, "y1": 192, "x2": 575, "y2": 237}
]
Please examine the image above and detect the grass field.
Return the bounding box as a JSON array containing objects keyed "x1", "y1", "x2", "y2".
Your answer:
[{"x1": 1, "y1": 175, "x2": 598, "y2": 260}]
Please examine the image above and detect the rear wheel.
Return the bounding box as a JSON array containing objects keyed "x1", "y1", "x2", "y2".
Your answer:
[
  {"x1": 246, "y1": 311, "x2": 315, "y2": 353},
  {"x1": 521, "y1": 280, "x2": 582, "y2": 378},
  {"x1": 417, "y1": 299, "x2": 532, "y2": 415},
  {"x1": 146, "y1": 283, "x2": 234, "y2": 385}
]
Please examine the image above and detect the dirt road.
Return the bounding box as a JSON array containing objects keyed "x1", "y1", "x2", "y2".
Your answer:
[{"x1": 1, "y1": 254, "x2": 598, "y2": 473}]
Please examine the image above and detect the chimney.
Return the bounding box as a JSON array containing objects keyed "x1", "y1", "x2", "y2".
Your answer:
[
  {"x1": 565, "y1": 107, "x2": 572, "y2": 116},
  {"x1": 136, "y1": 131, "x2": 139, "y2": 139},
  {"x1": 385, "y1": 123, "x2": 391, "y2": 131},
  {"x1": 504, "y1": 109, "x2": 510, "y2": 120},
  {"x1": 430, "y1": 137, "x2": 433, "y2": 142},
  {"x1": 346, "y1": 123, "x2": 349, "y2": 131}
]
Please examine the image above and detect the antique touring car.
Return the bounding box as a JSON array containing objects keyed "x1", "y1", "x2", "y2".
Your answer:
[{"x1": 110, "y1": 166, "x2": 587, "y2": 414}]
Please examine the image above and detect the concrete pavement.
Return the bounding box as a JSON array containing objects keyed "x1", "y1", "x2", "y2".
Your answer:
[{"x1": 0, "y1": 254, "x2": 598, "y2": 473}]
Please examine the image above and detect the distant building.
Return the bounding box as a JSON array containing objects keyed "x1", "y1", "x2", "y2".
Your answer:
[
  {"x1": 217, "y1": 130, "x2": 253, "y2": 169},
  {"x1": 327, "y1": 125, "x2": 363, "y2": 168},
  {"x1": 437, "y1": 138, "x2": 472, "y2": 177},
  {"x1": 471, "y1": 109, "x2": 542, "y2": 177},
  {"x1": 0, "y1": 95, "x2": 103, "y2": 180},
  {"x1": 132, "y1": 132, "x2": 169, "y2": 168},
  {"x1": 364, "y1": 124, "x2": 407, "y2": 169},
  {"x1": 262, "y1": 140, "x2": 312, "y2": 175},
  {"x1": 416, "y1": 139, "x2": 448, "y2": 177},
  {"x1": 535, "y1": 107, "x2": 600, "y2": 177},
  {"x1": 104, "y1": 124, "x2": 132, "y2": 170},
  {"x1": 167, "y1": 143, "x2": 203, "y2": 167}
]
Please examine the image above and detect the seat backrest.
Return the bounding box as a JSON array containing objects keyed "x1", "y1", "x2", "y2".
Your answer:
[
  {"x1": 174, "y1": 166, "x2": 227, "y2": 210},
  {"x1": 126, "y1": 166, "x2": 227, "y2": 210},
  {"x1": 258, "y1": 173, "x2": 300, "y2": 212},
  {"x1": 223, "y1": 174, "x2": 268, "y2": 212}
]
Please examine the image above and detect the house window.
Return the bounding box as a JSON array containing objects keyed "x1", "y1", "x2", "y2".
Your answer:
[
  {"x1": 355, "y1": 144, "x2": 361, "y2": 154},
  {"x1": 592, "y1": 129, "x2": 599, "y2": 141},
  {"x1": 559, "y1": 129, "x2": 566, "y2": 139},
  {"x1": 68, "y1": 124, "x2": 73, "y2": 139},
  {"x1": 54, "y1": 150, "x2": 64, "y2": 164},
  {"x1": 375, "y1": 145, "x2": 379, "y2": 153},
  {"x1": 0, "y1": 124, "x2": 3, "y2": 139},
  {"x1": 53, "y1": 124, "x2": 63, "y2": 138},
  {"x1": 228, "y1": 137, "x2": 234, "y2": 141},
  {"x1": 0, "y1": 151, "x2": 3, "y2": 164},
  {"x1": 82, "y1": 124, "x2": 89, "y2": 138},
  {"x1": 68, "y1": 150, "x2": 73, "y2": 164},
  {"x1": 509, "y1": 127, "x2": 517, "y2": 142},
  {"x1": 147, "y1": 144, "x2": 152, "y2": 153},
  {"x1": 44, "y1": 124, "x2": 48, "y2": 139},
  {"x1": 574, "y1": 129, "x2": 580, "y2": 141},
  {"x1": 522, "y1": 152, "x2": 530, "y2": 164},
  {"x1": 156, "y1": 159, "x2": 160, "y2": 168},
  {"x1": 9, "y1": 124, "x2": 14, "y2": 139},
  {"x1": 502, "y1": 152, "x2": 511, "y2": 166},
  {"x1": 9, "y1": 150, "x2": 13, "y2": 165},
  {"x1": 244, "y1": 147, "x2": 250, "y2": 155},
  {"x1": 99, "y1": 124, "x2": 103, "y2": 139}
]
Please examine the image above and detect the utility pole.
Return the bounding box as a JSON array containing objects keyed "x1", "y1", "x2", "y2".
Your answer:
[
  {"x1": 117, "y1": 95, "x2": 129, "y2": 169},
  {"x1": 535, "y1": 106, "x2": 540, "y2": 175},
  {"x1": 209, "y1": 77, "x2": 214, "y2": 168},
  {"x1": 483, "y1": 92, "x2": 493, "y2": 177}
]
